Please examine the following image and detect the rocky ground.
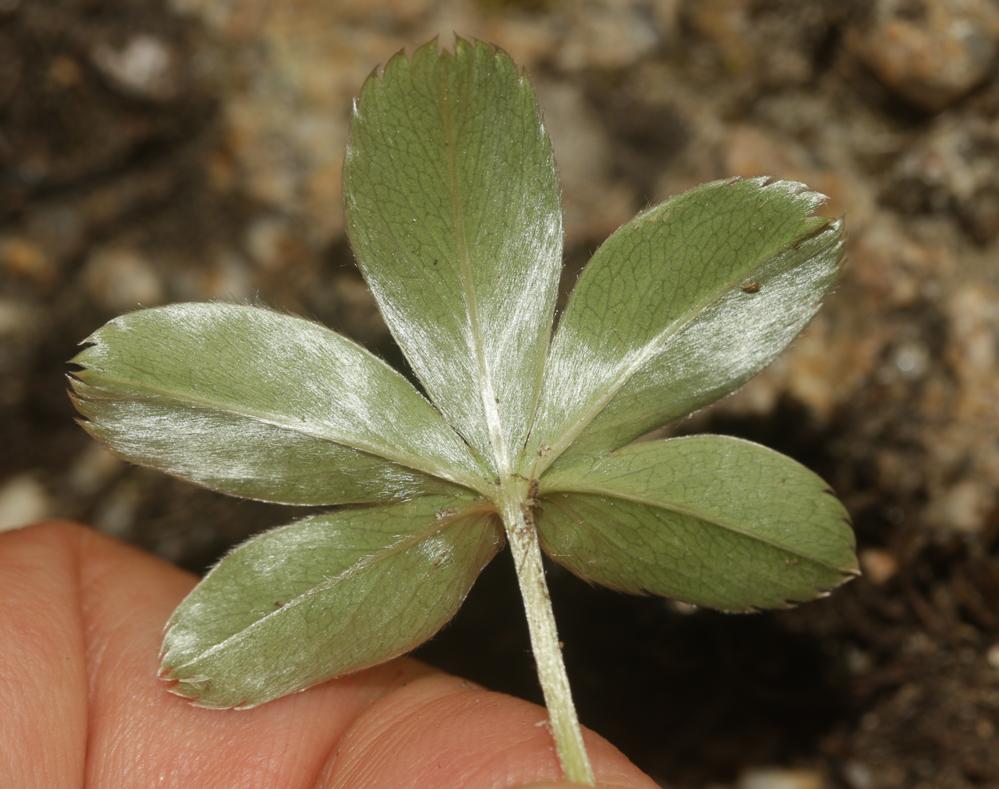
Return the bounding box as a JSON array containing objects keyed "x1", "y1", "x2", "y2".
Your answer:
[{"x1": 2, "y1": 1, "x2": 998, "y2": 787}]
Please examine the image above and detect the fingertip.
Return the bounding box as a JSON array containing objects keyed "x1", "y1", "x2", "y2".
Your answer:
[{"x1": 320, "y1": 672, "x2": 656, "y2": 788}]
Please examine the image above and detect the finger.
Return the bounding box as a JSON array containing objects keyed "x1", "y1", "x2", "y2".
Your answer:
[
  {"x1": 0, "y1": 523, "x2": 88, "y2": 787},
  {"x1": 0, "y1": 523, "x2": 654, "y2": 788},
  {"x1": 317, "y1": 671, "x2": 656, "y2": 788},
  {"x1": 62, "y1": 522, "x2": 433, "y2": 787},
  {"x1": 0, "y1": 522, "x2": 432, "y2": 788}
]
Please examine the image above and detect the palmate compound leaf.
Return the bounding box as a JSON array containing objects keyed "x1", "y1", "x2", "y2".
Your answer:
[
  {"x1": 68, "y1": 37, "x2": 858, "y2": 730},
  {"x1": 160, "y1": 495, "x2": 503, "y2": 708},
  {"x1": 537, "y1": 436, "x2": 858, "y2": 612},
  {"x1": 69, "y1": 302, "x2": 489, "y2": 505},
  {"x1": 344, "y1": 38, "x2": 562, "y2": 474},
  {"x1": 524, "y1": 177, "x2": 844, "y2": 477}
]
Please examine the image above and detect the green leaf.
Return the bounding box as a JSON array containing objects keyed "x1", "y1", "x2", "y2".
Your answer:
[
  {"x1": 160, "y1": 494, "x2": 502, "y2": 708},
  {"x1": 526, "y1": 178, "x2": 843, "y2": 475},
  {"x1": 344, "y1": 39, "x2": 562, "y2": 474},
  {"x1": 538, "y1": 435, "x2": 858, "y2": 611},
  {"x1": 70, "y1": 303, "x2": 488, "y2": 505}
]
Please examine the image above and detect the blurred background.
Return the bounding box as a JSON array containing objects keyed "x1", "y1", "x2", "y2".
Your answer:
[{"x1": 2, "y1": 1, "x2": 998, "y2": 786}]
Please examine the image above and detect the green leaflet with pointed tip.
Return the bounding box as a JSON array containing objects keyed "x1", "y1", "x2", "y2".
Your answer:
[
  {"x1": 161, "y1": 495, "x2": 503, "y2": 708},
  {"x1": 538, "y1": 436, "x2": 858, "y2": 611},
  {"x1": 526, "y1": 178, "x2": 843, "y2": 476},
  {"x1": 70, "y1": 303, "x2": 486, "y2": 505},
  {"x1": 344, "y1": 39, "x2": 562, "y2": 473}
]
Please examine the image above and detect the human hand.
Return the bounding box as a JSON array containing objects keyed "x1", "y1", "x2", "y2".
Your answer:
[{"x1": 1, "y1": 522, "x2": 655, "y2": 788}]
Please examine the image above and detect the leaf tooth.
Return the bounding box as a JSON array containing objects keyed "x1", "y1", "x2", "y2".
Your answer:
[
  {"x1": 165, "y1": 672, "x2": 209, "y2": 697},
  {"x1": 353, "y1": 37, "x2": 445, "y2": 104},
  {"x1": 755, "y1": 176, "x2": 830, "y2": 214},
  {"x1": 356, "y1": 46, "x2": 408, "y2": 99},
  {"x1": 778, "y1": 572, "x2": 858, "y2": 609},
  {"x1": 451, "y1": 32, "x2": 473, "y2": 56},
  {"x1": 232, "y1": 699, "x2": 266, "y2": 711}
]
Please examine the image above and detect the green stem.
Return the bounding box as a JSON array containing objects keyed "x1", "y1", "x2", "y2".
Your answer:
[{"x1": 497, "y1": 477, "x2": 595, "y2": 785}]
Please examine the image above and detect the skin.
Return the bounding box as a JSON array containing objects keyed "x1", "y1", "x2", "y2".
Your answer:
[{"x1": 0, "y1": 522, "x2": 657, "y2": 789}]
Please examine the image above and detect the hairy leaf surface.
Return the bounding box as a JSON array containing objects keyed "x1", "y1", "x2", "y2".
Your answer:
[
  {"x1": 160, "y1": 495, "x2": 502, "y2": 708},
  {"x1": 344, "y1": 39, "x2": 562, "y2": 473},
  {"x1": 70, "y1": 303, "x2": 486, "y2": 505},
  {"x1": 66, "y1": 39, "x2": 860, "y2": 721},
  {"x1": 538, "y1": 436, "x2": 857, "y2": 611},
  {"x1": 526, "y1": 178, "x2": 843, "y2": 475}
]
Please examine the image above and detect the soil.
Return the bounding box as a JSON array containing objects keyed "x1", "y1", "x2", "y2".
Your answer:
[{"x1": 2, "y1": 1, "x2": 997, "y2": 787}]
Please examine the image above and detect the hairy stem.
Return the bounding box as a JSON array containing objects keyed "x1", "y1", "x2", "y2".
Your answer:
[{"x1": 497, "y1": 477, "x2": 595, "y2": 785}]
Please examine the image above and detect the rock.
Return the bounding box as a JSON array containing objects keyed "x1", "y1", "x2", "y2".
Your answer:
[
  {"x1": 684, "y1": 1, "x2": 846, "y2": 89},
  {"x1": 739, "y1": 767, "x2": 824, "y2": 789},
  {"x1": 685, "y1": 0, "x2": 756, "y2": 74},
  {"x1": 0, "y1": 235, "x2": 55, "y2": 288},
  {"x1": 780, "y1": 315, "x2": 882, "y2": 422},
  {"x1": 888, "y1": 115, "x2": 999, "y2": 244},
  {"x1": 860, "y1": 548, "x2": 899, "y2": 585},
  {"x1": 843, "y1": 761, "x2": 875, "y2": 789},
  {"x1": 0, "y1": 473, "x2": 50, "y2": 532},
  {"x1": 891, "y1": 340, "x2": 931, "y2": 381},
  {"x1": 924, "y1": 284, "x2": 999, "y2": 532},
  {"x1": 848, "y1": 216, "x2": 949, "y2": 307},
  {"x1": 93, "y1": 478, "x2": 144, "y2": 538},
  {"x1": 925, "y1": 480, "x2": 993, "y2": 533},
  {"x1": 0, "y1": 300, "x2": 38, "y2": 336},
  {"x1": 556, "y1": 0, "x2": 661, "y2": 72},
  {"x1": 67, "y1": 444, "x2": 122, "y2": 497},
  {"x1": 849, "y1": 0, "x2": 999, "y2": 112},
  {"x1": 534, "y1": 79, "x2": 635, "y2": 246},
  {"x1": 947, "y1": 285, "x2": 997, "y2": 378},
  {"x1": 90, "y1": 34, "x2": 181, "y2": 102},
  {"x1": 83, "y1": 244, "x2": 164, "y2": 312},
  {"x1": 245, "y1": 214, "x2": 305, "y2": 272},
  {"x1": 0, "y1": 207, "x2": 85, "y2": 294},
  {"x1": 48, "y1": 55, "x2": 83, "y2": 89}
]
